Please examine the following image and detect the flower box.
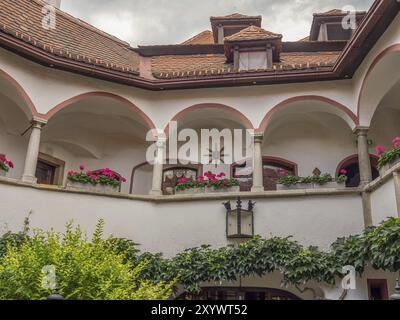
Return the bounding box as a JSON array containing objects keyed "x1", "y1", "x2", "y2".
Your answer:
[
  {"x1": 276, "y1": 183, "x2": 313, "y2": 190},
  {"x1": 205, "y1": 186, "x2": 240, "y2": 193},
  {"x1": 67, "y1": 181, "x2": 119, "y2": 193},
  {"x1": 67, "y1": 166, "x2": 125, "y2": 193},
  {"x1": 379, "y1": 155, "x2": 400, "y2": 176},
  {"x1": 175, "y1": 187, "x2": 205, "y2": 195},
  {"x1": 313, "y1": 182, "x2": 346, "y2": 189},
  {"x1": 277, "y1": 182, "x2": 346, "y2": 190}
]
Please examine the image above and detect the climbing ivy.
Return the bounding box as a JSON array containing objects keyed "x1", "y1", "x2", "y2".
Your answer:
[{"x1": 134, "y1": 218, "x2": 400, "y2": 294}]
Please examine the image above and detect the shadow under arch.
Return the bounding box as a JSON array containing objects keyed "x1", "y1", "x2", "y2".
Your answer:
[
  {"x1": 357, "y1": 43, "x2": 400, "y2": 127},
  {"x1": 163, "y1": 103, "x2": 254, "y2": 137},
  {"x1": 43, "y1": 91, "x2": 156, "y2": 132},
  {"x1": 0, "y1": 68, "x2": 37, "y2": 120},
  {"x1": 257, "y1": 95, "x2": 358, "y2": 134}
]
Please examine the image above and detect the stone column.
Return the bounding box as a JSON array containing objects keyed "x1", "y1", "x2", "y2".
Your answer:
[
  {"x1": 251, "y1": 133, "x2": 264, "y2": 192},
  {"x1": 393, "y1": 171, "x2": 400, "y2": 217},
  {"x1": 354, "y1": 127, "x2": 372, "y2": 186},
  {"x1": 217, "y1": 24, "x2": 224, "y2": 44},
  {"x1": 22, "y1": 117, "x2": 47, "y2": 183},
  {"x1": 150, "y1": 138, "x2": 166, "y2": 195}
]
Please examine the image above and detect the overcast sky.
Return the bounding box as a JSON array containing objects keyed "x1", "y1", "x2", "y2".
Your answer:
[{"x1": 60, "y1": 0, "x2": 374, "y2": 46}]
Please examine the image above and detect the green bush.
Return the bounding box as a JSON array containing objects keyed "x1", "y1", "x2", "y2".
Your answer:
[{"x1": 0, "y1": 220, "x2": 174, "y2": 300}]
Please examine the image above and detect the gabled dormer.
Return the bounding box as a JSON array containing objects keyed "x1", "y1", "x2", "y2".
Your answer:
[
  {"x1": 310, "y1": 9, "x2": 366, "y2": 41},
  {"x1": 224, "y1": 26, "x2": 282, "y2": 71},
  {"x1": 210, "y1": 13, "x2": 262, "y2": 44}
]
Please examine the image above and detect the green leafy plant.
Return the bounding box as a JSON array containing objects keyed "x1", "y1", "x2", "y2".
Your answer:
[
  {"x1": 0, "y1": 155, "x2": 14, "y2": 172},
  {"x1": 67, "y1": 166, "x2": 127, "y2": 187},
  {"x1": 0, "y1": 220, "x2": 174, "y2": 300}
]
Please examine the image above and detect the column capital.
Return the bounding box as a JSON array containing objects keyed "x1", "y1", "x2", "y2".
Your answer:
[
  {"x1": 251, "y1": 132, "x2": 264, "y2": 143},
  {"x1": 31, "y1": 116, "x2": 47, "y2": 128},
  {"x1": 353, "y1": 126, "x2": 370, "y2": 135}
]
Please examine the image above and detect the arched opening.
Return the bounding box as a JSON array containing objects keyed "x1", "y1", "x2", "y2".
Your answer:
[
  {"x1": 161, "y1": 104, "x2": 253, "y2": 193},
  {"x1": 358, "y1": 45, "x2": 400, "y2": 127},
  {"x1": 41, "y1": 93, "x2": 155, "y2": 193},
  {"x1": 336, "y1": 155, "x2": 379, "y2": 188},
  {"x1": 0, "y1": 69, "x2": 36, "y2": 179},
  {"x1": 130, "y1": 161, "x2": 203, "y2": 195},
  {"x1": 232, "y1": 156, "x2": 297, "y2": 191},
  {"x1": 259, "y1": 97, "x2": 358, "y2": 180}
]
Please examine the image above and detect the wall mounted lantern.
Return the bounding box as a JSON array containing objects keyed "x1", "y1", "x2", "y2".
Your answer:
[{"x1": 223, "y1": 197, "x2": 255, "y2": 239}]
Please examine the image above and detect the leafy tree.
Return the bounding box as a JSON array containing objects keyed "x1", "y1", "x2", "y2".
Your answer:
[{"x1": 0, "y1": 220, "x2": 174, "y2": 300}]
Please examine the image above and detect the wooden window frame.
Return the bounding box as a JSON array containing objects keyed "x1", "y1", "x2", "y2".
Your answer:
[
  {"x1": 367, "y1": 279, "x2": 389, "y2": 300},
  {"x1": 37, "y1": 152, "x2": 65, "y2": 185}
]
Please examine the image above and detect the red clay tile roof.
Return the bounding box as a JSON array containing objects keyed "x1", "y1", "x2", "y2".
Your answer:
[
  {"x1": 182, "y1": 30, "x2": 214, "y2": 45},
  {"x1": 313, "y1": 9, "x2": 366, "y2": 17},
  {"x1": 210, "y1": 13, "x2": 262, "y2": 20},
  {"x1": 225, "y1": 25, "x2": 282, "y2": 42},
  {"x1": 0, "y1": 0, "x2": 139, "y2": 74},
  {"x1": 151, "y1": 51, "x2": 340, "y2": 79}
]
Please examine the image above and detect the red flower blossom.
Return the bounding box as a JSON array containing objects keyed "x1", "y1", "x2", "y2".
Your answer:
[
  {"x1": 90, "y1": 175, "x2": 98, "y2": 181},
  {"x1": 79, "y1": 165, "x2": 86, "y2": 171},
  {"x1": 177, "y1": 177, "x2": 187, "y2": 184},
  {"x1": 340, "y1": 169, "x2": 348, "y2": 175},
  {"x1": 278, "y1": 169, "x2": 287, "y2": 177},
  {"x1": 121, "y1": 177, "x2": 127, "y2": 183},
  {"x1": 393, "y1": 137, "x2": 400, "y2": 149},
  {"x1": 7, "y1": 161, "x2": 14, "y2": 169},
  {"x1": 376, "y1": 146, "x2": 385, "y2": 156}
]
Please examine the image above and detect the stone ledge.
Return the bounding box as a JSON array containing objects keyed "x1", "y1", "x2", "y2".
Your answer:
[
  {"x1": 365, "y1": 162, "x2": 400, "y2": 192},
  {"x1": 0, "y1": 176, "x2": 362, "y2": 203}
]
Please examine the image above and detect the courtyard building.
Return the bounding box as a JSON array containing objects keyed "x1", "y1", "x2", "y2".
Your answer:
[{"x1": 0, "y1": 0, "x2": 400, "y2": 300}]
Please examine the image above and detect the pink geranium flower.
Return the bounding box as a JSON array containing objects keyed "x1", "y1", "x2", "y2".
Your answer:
[
  {"x1": 121, "y1": 177, "x2": 127, "y2": 183},
  {"x1": 340, "y1": 169, "x2": 348, "y2": 175},
  {"x1": 89, "y1": 175, "x2": 98, "y2": 181},
  {"x1": 278, "y1": 169, "x2": 287, "y2": 177},
  {"x1": 392, "y1": 137, "x2": 400, "y2": 149},
  {"x1": 375, "y1": 146, "x2": 385, "y2": 156},
  {"x1": 79, "y1": 165, "x2": 86, "y2": 171},
  {"x1": 177, "y1": 177, "x2": 187, "y2": 184}
]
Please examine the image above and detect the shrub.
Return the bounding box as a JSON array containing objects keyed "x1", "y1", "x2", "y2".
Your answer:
[{"x1": 0, "y1": 220, "x2": 174, "y2": 300}]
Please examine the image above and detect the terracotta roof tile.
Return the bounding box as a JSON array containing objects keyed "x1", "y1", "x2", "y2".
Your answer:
[
  {"x1": 182, "y1": 30, "x2": 214, "y2": 45},
  {"x1": 313, "y1": 9, "x2": 366, "y2": 17},
  {"x1": 0, "y1": 0, "x2": 139, "y2": 74},
  {"x1": 210, "y1": 13, "x2": 262, "y2": 20},
  {"x1": 225, "y1": 26, "x2": 282, "y2": 42},
  {"x1": 152, "y1": 51, "x2": 340, "y2": 79}
]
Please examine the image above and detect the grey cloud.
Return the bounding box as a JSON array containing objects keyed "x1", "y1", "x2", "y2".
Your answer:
[{"x1": 61, "y1": 0, "x2": 374, "y2": 46}]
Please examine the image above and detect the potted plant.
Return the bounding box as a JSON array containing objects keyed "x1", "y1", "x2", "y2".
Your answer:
[
  {"x1": 175, "y1": 176, "x2": 206, "y2": 195},
  {"x1": 175, "y1": 172, "x2": 240, "y2": 195},
  {"x1": 0, "y1": 155, "x2": 14, "y2": 177},
  {"x1": 67, "y1": 165, "x2": 126, "y2": 193},
  {"x1": 376, "y1": 137, "x2": 400, "y2": 176},
  {"x1": 277, "y1": 172, "x2": 347, "y2": 190},
  {"x1": 204, "y1": 172, "x2": 240, "y2": 193}
]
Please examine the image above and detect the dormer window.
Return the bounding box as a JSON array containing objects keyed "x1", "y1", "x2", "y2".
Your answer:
[
  {"x1": 224, "y1": 26, "x2": 282, "y2": 71},
  {"x1": 318, "y1": 23, "x2": 353, "y2": 41},
  {"x1": 210, "y1": 13, "x2": 262, "y2": 44},
  {"x1": 309, "y1": 9, "x2": 366, "y2": 42}
]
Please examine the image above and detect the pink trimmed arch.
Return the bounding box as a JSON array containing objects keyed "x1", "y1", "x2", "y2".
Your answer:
[
  {"x1": 43, "y1": 91, "x2": 156, "y2": 131},
  {"x1": 257, "y1": 95, "x2": 359, "y2": 133},
  {"x1": 0, "y1": 68, "x2": 37, "y2": 119},
  {"x1": 357, "y1": 43, "x2": 400, "y2": 124},
  {"x1": 164, "y1": 103, "x2": 254, "y2": 136}
]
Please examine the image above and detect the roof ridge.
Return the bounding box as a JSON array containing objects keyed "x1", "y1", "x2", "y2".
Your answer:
[
  {"x1": 32, "y1": 0, "x2": 131, "y2": 47},
  {"x1": 181, "y1": 30, "x2": 212, "y2": 45}
]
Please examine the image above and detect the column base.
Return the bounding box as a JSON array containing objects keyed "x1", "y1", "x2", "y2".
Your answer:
[
  {"x1": 251, "y1": 186, "x2": 265, "y2": 193},
  {"x1": 22, "y1": 175, "x2": 37, "y2": 184},
  {"x1": 149, "y1": 189, "x2": 162, "y2": 196}
]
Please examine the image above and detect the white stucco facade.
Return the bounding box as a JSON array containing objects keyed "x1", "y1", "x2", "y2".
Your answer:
[{"x1": 1, "y1": 5, "x2": 400, "y2": 301}]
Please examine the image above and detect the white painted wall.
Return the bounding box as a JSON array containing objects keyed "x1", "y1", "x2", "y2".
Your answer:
[
  {"x1": 370, "y1": 177, "x2": 398, "y2": 225},
  {"x1": 0, "y1": 182, "x2": 365, "y2": 256}
]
